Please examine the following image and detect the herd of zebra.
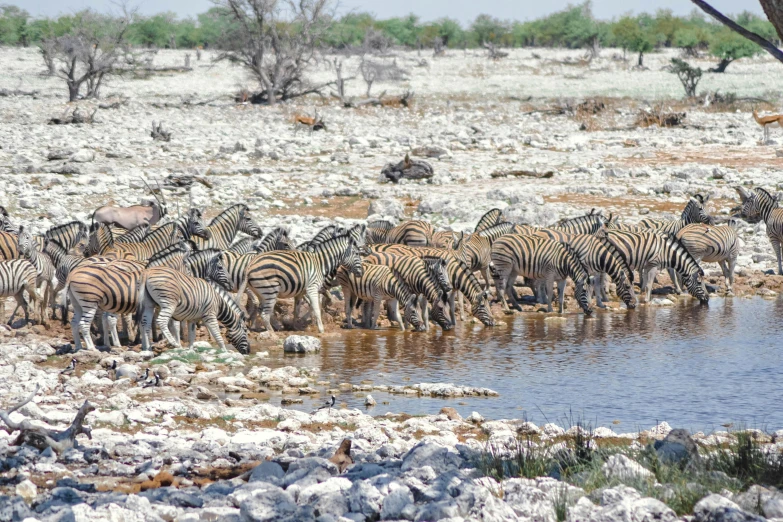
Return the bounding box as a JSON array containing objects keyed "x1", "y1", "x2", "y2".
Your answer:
[{"x1": 0, "y1": 184, "x2": 778, "y2": 354}]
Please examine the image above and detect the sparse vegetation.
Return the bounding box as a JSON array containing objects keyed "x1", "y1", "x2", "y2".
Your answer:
[{"x1": 668, "y1": 58, "x2": 703, "y2": 97}]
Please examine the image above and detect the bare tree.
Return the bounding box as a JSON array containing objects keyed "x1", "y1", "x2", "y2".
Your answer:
[
  {"x1": 40, "y1": 10, "x2": 132, "y2": 101},
  {"x1": 690, "y1": 0, "x2": 783, "y2": 64},
  {"x1": 215, "y1": 0, "x2": 334, "y2": 105}
]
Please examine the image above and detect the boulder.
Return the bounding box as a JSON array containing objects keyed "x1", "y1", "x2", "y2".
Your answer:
[
  {"x1": 380, "y1": 484, "x2": 415, "y2": 520},
  {"x1": 297, "y1": 477, "x2": 352, "y2": 518},
  {"x1": 601, "y1": 454, "x2": 653, "y2": 481},
  {"x1": 367, "y1": 198, "x2": 404, "y2": 219},
  {"x1": 283, "y1": 336, "x2": 321, "y2": 354},
  {"x1": 501, "y1": 479, "x2": 555, "y2": 521},
  {"x1": 411, "y1": 144, "x2": 451, "y2": 158},
  {"x1": 693, "y1": 494, "x2": 766, "y2": 522},
  {"x1": 654, "y1": 428, "x2": 700, "y2": 465},
  {"x1": 240, "y1": 485, "x2": 298, "y2": 522},
  {"x1": 249, "y1": 461, "x2": 285, "y2": 486},
  {"x1": 347, "y1": 480, "x2": 382, "y2": 519},
  {"x1": 69, "y1": 149, "x2": 95, "y2": 163},
  {"x1": 400, "y1": 441, "x2": 463, "y2": 475}
]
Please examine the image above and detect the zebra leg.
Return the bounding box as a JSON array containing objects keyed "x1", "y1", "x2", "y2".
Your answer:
[
  {"x1": 556, "y1": 279, "x2": 566, "y2": 313},
  {"x1": 772, "y1": 238, "x2": 783, "y2": 276},
  {"x1": 418, "y1": 295, "x2": 430, "y2": 331},
  {"x1": 645, "y1": 267, "x2": 658, "y2": 302},
  {"x1": 668, "y1": 268, "x2": 682, "y2": 294},
  {"x1": 259, "y1": 294, "x2": 278, "y2": 334},
  {"x1": 506, "y1": 276, "x2": 523, "y2": 311},
  {"x1": 304, "y1": 286, "x2": 324, "y2": 333},
  {"x1": 370, "y1": 298, "x2": 383, "y2": 329},
  {"x1": 156, "y1": 308, "x2": 181, "y2": 348},
  {"x1": 188, "y1": 322, "x2": 196, "y2": 347},
  {"x1": 10, "y1": 292, "x2": 28, "y2": 326},
  {"x1": 139, "y1": 303, "x2": 154, "y2": 351},
  {"x1": 482, "y1": 267, "x2": 492, "y2": 291},
  {"x1": 448, "y1": 291, "x2": 457, "y2": 327},
  {"x1": 457, "y1": 291, "x2": 466, "y2": 321},
  {"x1": 170, "y1": 319, "x2": 181, "y2": 345},
  {"x1": 76, "y1": 304, "x2": 97, "y2": 351},
  {"x1": 592, "y1": 277, "x2": 606, "y2": 309},
  {"x1": 392, "y1": 301, "x2": 406, "y2": 332},
  {"x1": 343, "y1": 291, "x2": 354, "y2": 329},
  {"x1": 203, "y1": 315, "x2": 227, "y2": 351}
]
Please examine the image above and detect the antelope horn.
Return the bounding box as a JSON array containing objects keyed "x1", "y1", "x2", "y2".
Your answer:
[
  {"x1": 140, "y1": 177, "x2": 158, "y2": 204},
  {"x1": 155, "y1": 178, "x2": 166, "y2": 204}
]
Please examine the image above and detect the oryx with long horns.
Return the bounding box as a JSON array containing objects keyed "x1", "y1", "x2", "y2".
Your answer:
[{"x1": 91, "y1": 179, "x2": 168, "y2": 230}]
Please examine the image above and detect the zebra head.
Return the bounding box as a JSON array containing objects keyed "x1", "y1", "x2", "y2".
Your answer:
[
  {"x1": 573, "y1": 276, "x2": 593, "y2": 315},
  {"x1": 684, "y1": 195, "x2": 713, "y2": 225},
  {"x1": 423, "y1": 256, "x2": 452, "y2": 295},
  {"x1": 0, "y1": 215, "x2": 15, "y2": 233},
  {"x1": 429, "y1": 300, "x2": 453, "y2": 331},
  {"x1": 684, "y1": 272, "x2": 709, "y2": 304},
  {"x1": 341, "y1": 243, "x2": 364, "y2": 277},
  {"x1": 348, "y1": 224, "x2": 367, "y2": 251},
  {"x1": 85, "y1": 222, "x2": 113, "y2": 257},
  {"x1": 471, "y1": 292, "x2": 495, "y2": 326},
  {"x1": 237, "y1": 206, "x2": 262, "y2": 238},
  {"x1": 207, "y1": 254, "x2": 233, "y2": 291},
  {"x1": 16, "y1": 226, "x2": 34, "y2": 258},
  {"x1": 402, "y1": 295, "x2": 426, "y2": 332},
  {"x1": 187, "y1": 208, "x2": 211, "y2": 240},
  {"x1": 214, "y1": 285, "x2": 250, "y2": 354},
  {"x1": 614, "y1": 271, "x2": 637, "y2": 309}
]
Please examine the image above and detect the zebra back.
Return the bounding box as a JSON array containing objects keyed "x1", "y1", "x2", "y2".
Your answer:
[
  {"x1": 365, "y1": 220, "x2": 394, "y2": 244},
  {"x1": 194, "y1": 204, "x2": 261, "y2": 250},
  {"x1": 228, "y1": 238, "x2": 255, "y2": 254},
  {"x1": 553, "y1": 211, "x2": 605, "y2": 235},
  {"x1": 254, "y1": 227, "x2": 295, "y2": 253},
  {"x1": 364, "y1": 252, "x2": 444, "y2": 306},
  {"x1": 146, "y1": 241, "x2": 192, "y2": 271},
  {"x1": 114, "y1": 224, "x2": 150, "y2": 244},
  {"x1": 675, "y1": 224, "x2": 739, "y2": 263}
]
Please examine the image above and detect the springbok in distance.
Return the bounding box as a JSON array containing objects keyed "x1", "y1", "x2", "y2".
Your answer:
[
  {"x1": 752, "y1": 109, "x2": 783, "y2": 142},
  {"x1": 92, "y1": 179, "x2": 168, "y2": 230},
  {"x1": 293, "y1": 111, "x2": 326, "y2": 133}
]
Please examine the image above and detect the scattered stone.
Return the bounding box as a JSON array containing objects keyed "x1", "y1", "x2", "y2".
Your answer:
[{"x1": 283, "y1": 335, "x2": 321, "y2": 353}]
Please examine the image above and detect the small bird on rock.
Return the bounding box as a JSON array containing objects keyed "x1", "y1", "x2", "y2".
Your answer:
[
  {"x1": 317, "y1": 395, "x2": 336, "y2": 412},
  {"x1": 136, "y1": 368, "x2": 149, "y2": 384},
  {"x1": 143, "y1": 372, "x2": 161, "y2": 388},
  {"x1": 60, "y1": 358, "x2": 77, "y2": 375}
]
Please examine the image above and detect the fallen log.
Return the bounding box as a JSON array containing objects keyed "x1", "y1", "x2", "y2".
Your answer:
[
  {"x1": 0, "y1": 384, "x2": 95, "y2": 454},
  {"x1": 490, "y1": 169, "x2": 554, "y2": 179},
  {"x1": 382, "y1": 153, "x2": 434, "y2": 183}
]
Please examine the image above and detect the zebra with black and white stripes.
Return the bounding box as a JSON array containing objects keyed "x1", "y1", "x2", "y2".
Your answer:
[
  {"x1": 104, "y1": 214, "x2": 205, "y2": 261},
  {"x1": 113, "y1": 224, "x2": 150, "y2": 245},
  {"x1": 599, "y1": 230, "x2": 709, "y2": 303},
  {"x1": 740, "y1": 187, "x2": 783, "y2": 275},
  {"x1": 84, "y1": 223, "x2": 114, "y2": 257},
  {"x1": 192, "y1": 204, "x2": 262, "y2": 251},
  {"x1": 17, "y1": 226, "x2": 55, "y2": 324},
  {"x1": 672, "y1": 221, "x2": 740, "y2": 294},
  {"x1": 490, "y1": 234, "x2": 593, "y2": 314},
  {"x1": 551, "y1": 209, "x2": 607, "y2": 236},
  {"x1": 365, "y1": 244, "x2": 493, "y2": 326},
  {"x1": 366, "y1": 220, "x2": 435, "y2": 247},
  {"x1": 474, "y1": 209, "x2": 504, "y2": 234},
  {"x1": 638, "y1": 195, "x2": 713, "y2": 235},
  {"x1": 336, "y1": 262, "x2": 425, "y2": 331},
  {"x1": 246, "y1": 234, "x2": 364, "y2": 334},
  {"x1": 38, "y1": 221, "x2": 88, "y2": 252},
  {"x1": 0, "y1": 258, "x2": 42, "y2": 326},
  {"x1": 362, "y1": 251, "x2": 453, "y2": 331},
  {"x1": 138, "y1": 266, "x2": 249, "y2": 353}
]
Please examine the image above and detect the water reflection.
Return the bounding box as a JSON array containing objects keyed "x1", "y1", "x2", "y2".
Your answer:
[{"x1": 259, "y1": 297, "x2": 782, "y2": 431}]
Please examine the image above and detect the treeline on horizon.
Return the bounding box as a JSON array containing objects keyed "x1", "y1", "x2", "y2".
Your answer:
[{"x1": 0, "y1": 2, "x2": 775, "y2": 65}]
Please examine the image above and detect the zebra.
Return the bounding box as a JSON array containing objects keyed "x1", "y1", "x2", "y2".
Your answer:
[
  {"x1": 336, "y1": 262, "x2": 425, "y2": 331},
  {"x1": 490, "y1": 234, "x2": 593, "y2": 314},
  {"x1": 474, "y1": 209, "x2": 504, "y2": 233},
  {"x1": 17, "y1": 226, "x2": 55, "y2": 324},
  {"x1": 432, "y1": 230, "x2": 458, "y2": 249},
  {"x1": 245, "y1": 234, "x2": 364, "y2": 334},
  {"x1": 84, "y1": 223, "x2": 115, "y2": 257},
  {"x1": 0, "y1": 231, "x2": 21, "y2": 260},
  {"x1": 104, "y1": 213, "x2": 206, "y2": 261},
  {"x1": 365, "y1": 244, "x2": 493, "y2": 326},
  {"x1": 146, "y1": 241, "x2": 194, "y2": 272},
  {"x1": 0, "y1": 259, "x2": 42, "y2": 326},
  {"x1": 551, "y1": 209, "x2": 607, "y2": 235},
  {"x1": 527, "y1": 231, "x2": 637, "y2": 309},
  {"x1": 598, "y1": 230, "x2": 709, "y2": 303},
  {"x1": 671, "y1": 222, "x2": 740, "y2": 294},
  {"x1": 366, "y1": 220, "x2": 435, "y2": 247},
  {"x1": 254, "y1": 227, "x2": 296, "y2": 253},
  {"x1": 638, "y1": 195, "x2": 713, "y2": 236},
  {"x1": 45, "y1": 240, "x2": 93, "y2": 323},
  {"x1": 67, "y1": 260, "x2": 146, "y2": 350},
  {"x1": 192, "y1": 204, "x2": 262, "y2": 251},
  {"x1": 38, "y1": 221, "x2": 88, "y2": 252},
  {"x1": 138, "y1": 266, "x2": 249, "y2": 353},
  {"x1": 183, "y1": 250, "x2": 233, "y2": 291},
  {"x1": 739, "y1": 187, "x2": 783, "y2": 275},
  {"x1": 362, "y1": 251, "x2": 453, "y2": 331}
]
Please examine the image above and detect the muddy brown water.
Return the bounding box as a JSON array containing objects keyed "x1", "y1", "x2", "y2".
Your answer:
[{"x1": 253, "y1": 297, "x2": 783, "y2": 432}]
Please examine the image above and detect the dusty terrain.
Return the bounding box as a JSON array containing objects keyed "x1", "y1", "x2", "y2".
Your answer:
[{"x1": 1, "y1": 46, "x2": 783, "y2": 520}]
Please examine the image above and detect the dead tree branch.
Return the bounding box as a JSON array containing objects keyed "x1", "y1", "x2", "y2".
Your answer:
[
  {"x1": 690, "y1": 0, "x2": 783, "y2": 64},
  {"x1": 151, "y1": 121, "x2": 172, "y2": 141},
  {"x1": 48, "y1": 107, "x2": 97, "y2": 125},
  {"x1": 0, "y1": 384, "x2": 96, "y2": 454}
]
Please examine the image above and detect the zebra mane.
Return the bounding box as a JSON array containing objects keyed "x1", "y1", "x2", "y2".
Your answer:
[
  {"x1": 208, "y1": 204, "x2": 247, "y2": 227},
  {"x1": 209, "y1": 280, "x2": 246, "y2": 320},
  {"x1": 186, "y1": 249, "x2": 222, "y2": 265},
  {"x1": 753, "y1": 187, "x2": 779, "y2": 204},
  {"x1": 310, "y1": 225, "x2": 339, "y2": 244},
  {"x1": 146, "y1": 241, "x2": 191, "y2": 266},
  {"x1": 254, "y1": 227, "x2": 293, "y2": 253},
  {"x1": 559, "y1": 241, "x2": 589, "y2": 280},
  {"x1": 311, "y1": 234, "x2": 351, "y2": 254},
  {"x1": 45, "y1": 220, "x2": 87, "y2": 239},
  {"x1": 665, "y1": 235, "x2": 704, "y2": 276},
  {"x1": 474, "y1": 208, "x2": 504, "y2": 233},
  {"x1": 143, "y1": 222, "x2": 178, "y2": 244},
  {"x1": 478, "y1": 221, "x2": 516, "y2": 239}
]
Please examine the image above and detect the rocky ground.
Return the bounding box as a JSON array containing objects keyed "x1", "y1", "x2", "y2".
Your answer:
[{"x1": 1, "y1": 46, "x2": 783, "y2": 520}]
